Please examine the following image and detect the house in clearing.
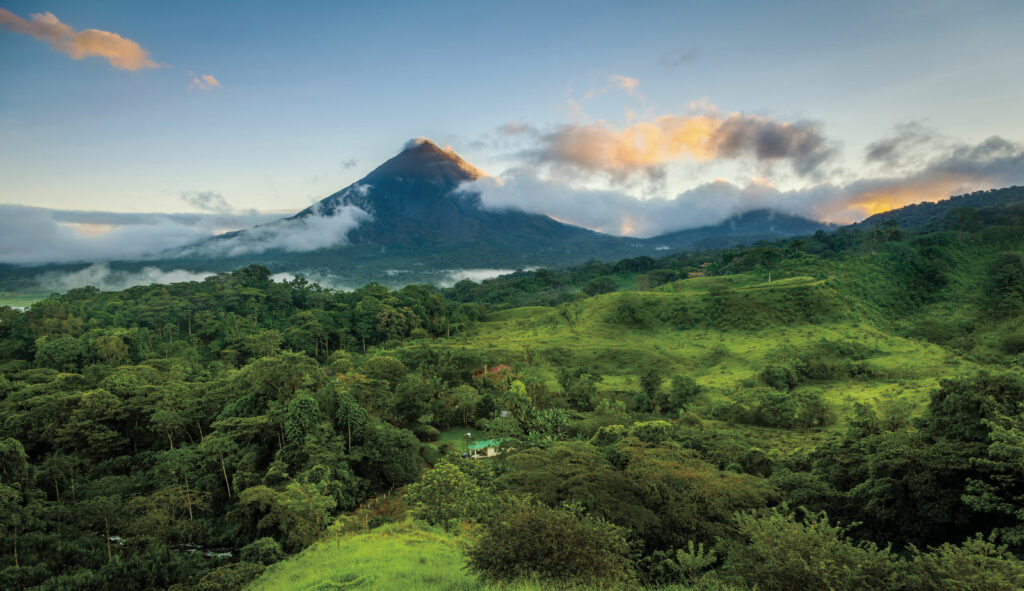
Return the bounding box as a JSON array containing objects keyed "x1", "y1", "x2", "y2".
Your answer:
[
  {"x1": 468, "y1": 439, "x2": 504, "y2": 459},
  {"x1": 473, "y1": 364, "x2": 512, "y2": 381}
]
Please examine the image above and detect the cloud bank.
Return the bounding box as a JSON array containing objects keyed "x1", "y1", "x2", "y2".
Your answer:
[
  {"x1": 36, "y1": 264, "x2": 217, "y2": 292},
  {"x1": 0, "y1": 205, "x2": 284, "y2": 264},
  {"x1": 468, "y1": 133, "x2": 1024, "y2": 236},
  {"x1": 188, "y1": 206, "x2": 371, "y2": 258},
  {"x1": 0, "y1": 8, "x2": 157, "y2": 70}
]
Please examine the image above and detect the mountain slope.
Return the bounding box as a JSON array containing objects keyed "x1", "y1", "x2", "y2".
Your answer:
[
  {"x1": 648, "y1": 209, "x2": 834, "y2": 250},
  {"x1": 856, "y1": 185, "x2": 1024, "y2": 229}
]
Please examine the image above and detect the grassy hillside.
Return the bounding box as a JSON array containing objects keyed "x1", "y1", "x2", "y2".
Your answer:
[
  {"x1": 434, "y1": 272, "x2": 967, "y2": 419},
  {"x1": 248, "y1": 521, "x2": 643, "y2": 591}
]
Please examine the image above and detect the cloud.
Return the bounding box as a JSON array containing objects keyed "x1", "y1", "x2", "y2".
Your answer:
[
  {"x1": 188, "y1": 72, "x2": 221, "y2": 90},
  {"x1": 466, "y1": 134, "x2": 1024, "y2": 236},
  {"x1": 37, "y1": 264, "x2": 216, "y2": 292},
  {"x1": 180, "y1": 191, "x2": 232, "y2": 213},
  {"x1": 0, "y1": 8, "x2": 157, "y2": 70},
  {"x1": 608, "y1": 74, "x2": 639, "y2": 95},
  {"x1": 865, "y1": 122, "x2": 941, "y2": 169},
  {"x1": 341, "y1": 159, "x2": 358, "y2": 169},
  {"x1": 515, "y1": 107, "x2": 837, "y2": 182},
  {"x1": 0, "y1": 205, "x2": 284, "y2": 265},
  {"x1": 184, "y1": 206, "x2": 371, "y2": 257}
]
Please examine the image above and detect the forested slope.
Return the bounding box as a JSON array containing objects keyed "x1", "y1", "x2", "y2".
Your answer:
[{"x1": 2, "y1": 206, "x2": 1024, "y2": 590}]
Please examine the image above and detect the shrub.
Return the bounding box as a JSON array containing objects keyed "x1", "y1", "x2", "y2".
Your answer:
[
  {"x1": 719, "y1": 508, "x2": 900, "y2": 591},
  {"x1": 412, "y1": 424, "x2": 441, "y2": 442},
  {"x1": 760, "y1": 364, "x2": 799, "y2": 391},
  {"x1": 466, "y1": 499, "x2": 635, "y2": 587},
  {"x1": 583, "y1": 277, "x2": 618, "y2": 296},
  {"x1": 901, "y1": 535, "x2": 1024, "y2": 591},
  {"x1": 239, "y1": 537, "x2": 284, "y2": 565},
  {"x1": 628, "y1": 420, "x2": 674, "y2": 445},
  {"x1": 196, "y1": 562, "x2": 265, "y2": 591},
  {"x1": 668, "y1": 376, "x2": 703, "y2": 411}
]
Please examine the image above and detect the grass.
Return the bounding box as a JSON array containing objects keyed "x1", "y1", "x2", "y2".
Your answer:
[
  {"x1": 0, "y1": 291, "x2": 47, "y2": 308},
  {"x1": 246, "y1": 520, "x2": 606, "y2": 591},
  {"x1": 449, "y1": 282, "x2": 967, "y2": 409}
]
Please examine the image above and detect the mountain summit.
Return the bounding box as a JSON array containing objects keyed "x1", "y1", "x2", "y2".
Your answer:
[
  {"x1": 297, "y1": 138, "x2": 485, "y2": 223},
  {"x1": 290, "y1": 139, "x2": 605, "y2": 248}
]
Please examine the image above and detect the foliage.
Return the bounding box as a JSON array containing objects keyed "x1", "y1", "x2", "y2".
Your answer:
[
  {"x1": 405, "y1": 455, "x2": 490, "y2": 525},
  {"x1": 718, "y1": 507, "x2": 900, "y2": 591},
  {"x1": 466, "y1": 498, "x2": 636, "y2": 587}
]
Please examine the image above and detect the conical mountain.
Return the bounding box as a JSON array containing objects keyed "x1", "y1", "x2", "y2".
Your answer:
[{"x1": 292, "y1": 138, "x2": 610, "y2": 248}]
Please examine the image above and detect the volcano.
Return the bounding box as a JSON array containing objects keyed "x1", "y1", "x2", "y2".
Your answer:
[
  {"x1": 105, "y1": 138, "x2": 831, "y2": 286},
  {"x1": 287, "y1": 138, "x2": 627, "y2": 250}
]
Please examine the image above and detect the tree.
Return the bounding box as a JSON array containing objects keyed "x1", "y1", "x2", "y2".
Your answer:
[
  {"x1": 448, "y1": 384, "x2": 481, "y2": 425},
  {"x1": 334, "y1": 390, "x2": 367, "y2": 453},
  {"x1": 948, "y1": 207, "x2": 980, "y2": 242},
  {"x1": 361, "y1": 356, "x2": 408, "y2": 391},
  {"x1": 988, "y1": 253, "x2": 1024, "y2": 315},
  {"x1": 582, "y1": 277, "x2": 618, "y2": 296},
  {"x1": 667, "y1": 376, "x2": 702, "y2": 412},
  {"x1": 557, "y1": 367, "x2": 603, "y2": 411},
  {"x1": 239, "y1": 481, "x2": 337, "y2": 552},
  {"x1": 963, "y1": 417, "x2": 1024, "y2": 547},
  {"x1": 639, "y1": 368, "x2": 664, "y2": 402},
  {"x1": 749, "y1": 246, "x2": 782, "y2": 282},
  {"x1": 405, "y1": 457, "x2": 488, "y2": 525},
  {"x1": 283, "y1": 394, "x2": 321, "y2": 444}
]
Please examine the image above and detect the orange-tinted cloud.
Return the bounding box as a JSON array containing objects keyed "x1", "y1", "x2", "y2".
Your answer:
[
  {"x1": 189, "y1": 72, "x2": 221, "y2": 90},
  {"x1": 471, "y1": 134, "x2": 1024, "y2": 235},
  {"x1": 515, "y1": 108, "x2": 836, "y2": 181},
  {"x1": 0, "y1": 8, "x2": 157, "y2": 70},
  {"x1": 608, "y1": 74, "x2": 639, "y2": 95}
]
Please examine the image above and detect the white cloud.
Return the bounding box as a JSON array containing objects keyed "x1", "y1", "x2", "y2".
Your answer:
[
  {"x1": 0, "y1": 205, "x2": 284, "y2": 264},
  {"x1": 37, "y1": 264, "x2": 216, "y2": 291},
  {"x1": 466, "y1": 132, "x2": 1024, "y2": 236},
  {"x1": 184, "y1": 206, "x2": 371, "y2": 257}
]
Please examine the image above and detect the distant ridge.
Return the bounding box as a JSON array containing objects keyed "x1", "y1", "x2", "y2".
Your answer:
[
  {"x1": 649, "y1": 209, "x2": 834, "y2": 251},
  {"x1": 856, "y1": 186, "x2": 1024, "y2": 229}
]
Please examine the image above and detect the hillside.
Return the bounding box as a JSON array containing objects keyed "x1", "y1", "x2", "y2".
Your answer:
[
  {"x1": 2, "y1": 212, "x2": 1024, "y2": 590},
  {"x1": 857, "y1": 185, "x2": 1024, "y2": 229}
]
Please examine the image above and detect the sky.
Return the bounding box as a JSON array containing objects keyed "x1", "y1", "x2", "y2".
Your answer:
[{"x1": 2, "y1": 0, "x2": 1024, "y2": 262}]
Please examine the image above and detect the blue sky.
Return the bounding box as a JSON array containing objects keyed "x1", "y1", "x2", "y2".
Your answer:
[{"x1": 1, "y1": 0, "x2": 1024, "y2": 254}]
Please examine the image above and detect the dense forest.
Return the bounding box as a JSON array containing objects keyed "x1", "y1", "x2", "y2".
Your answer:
[{"x1": 3, "y1": 197, "x2": 1024, "y2": 590}]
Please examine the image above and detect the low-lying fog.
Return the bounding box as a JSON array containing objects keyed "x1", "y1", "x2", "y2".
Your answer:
[{"x1": 32, "y1": 264, "x2": 535, "y2": 294}]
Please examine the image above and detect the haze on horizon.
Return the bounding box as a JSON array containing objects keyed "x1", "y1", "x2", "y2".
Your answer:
[{"x1": 2, "y1": 0, "x2": 1024, "y2": 264}]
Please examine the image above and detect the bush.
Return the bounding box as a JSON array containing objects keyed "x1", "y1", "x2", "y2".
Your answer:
[
  {"x1": 760, "y1": 364, "x2": 799, "y2": 391},
  {"x1": 466, "y1": 499, "x2": 636, "y2": 587},
  {"x1": 901, "y1": 536, "x2": 1024, "y2": 591},
  {"x1": 582, "y1": 277, "x2": 618, "y2": 296},
  {"x1": 239, "y1": 537, "x2": 284, "y2": 565},
  {"x1": 412, "y1": 424, "x2": 441, "y2": 442},
  {"x1": 628, "y1": 420, "x2": 674, "y2": 445},
  {"x1": 668, "y1": 376, "x2": 703, "y2": 412},
  {"x1": 719, "y1": 508, "x2": 900, "y2": 591},
  {"x1": 195, "y1": 562, "x2": 265, "y2": 591}
]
